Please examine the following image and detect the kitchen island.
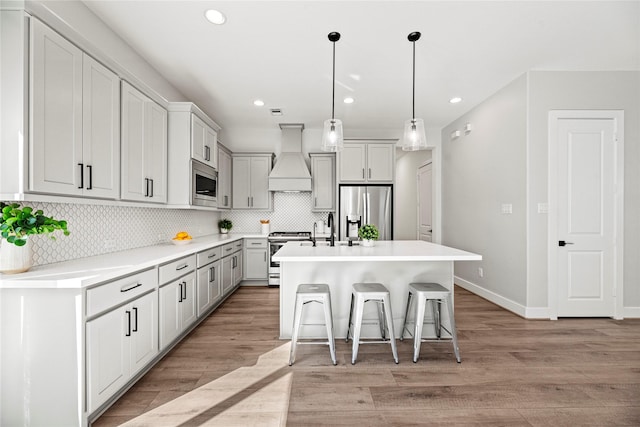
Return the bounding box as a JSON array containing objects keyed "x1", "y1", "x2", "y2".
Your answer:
[{"x1": 273, "y1": 240, "x2": 481, "y2": 340}]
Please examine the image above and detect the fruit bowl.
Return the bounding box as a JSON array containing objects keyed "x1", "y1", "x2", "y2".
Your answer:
[{"x1": 172, "y1": 238, "x2": 192, "y2": 246}]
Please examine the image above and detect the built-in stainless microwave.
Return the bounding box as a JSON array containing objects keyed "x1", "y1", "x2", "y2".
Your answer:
[{"x1": 191, "y1": 160, "x2": 218, "y2": 207}]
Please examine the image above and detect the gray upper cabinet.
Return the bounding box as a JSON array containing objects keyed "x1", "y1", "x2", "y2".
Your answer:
[
  {"x1": 121, "y1": 81, "x2": 167, "y2": 203},
  {"x1": 232, "y1": 154, "x2": 273, "y2": 210},
  {"x1": 217, "y1": 144, "x2": 232, "y2": 209},
  {"x1": 310, "y1": 153, "x2": 335, "y2": 211},
  {"x1": 30, "y1": 18, "x2": 120, "y2": 199},
  {"x1": 337, "y1": 142, "x2": 395, "y2": 183}
]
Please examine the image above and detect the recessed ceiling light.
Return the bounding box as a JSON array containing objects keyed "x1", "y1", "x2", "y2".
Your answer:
[
  {"x1": 343, "y1": 97, "x2": 354, "y2": 104},
  {"x1": 204, "y1": 9, "x2": 226, "y2": 25},
  {"x1": 449, "y1": 97, "x2": 463, "y2": 104},
  {"x1": 253, "y1": 99, "x2": 265, "y2": 107}
]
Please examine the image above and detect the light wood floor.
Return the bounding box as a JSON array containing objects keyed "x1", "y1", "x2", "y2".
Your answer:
[{"x1": 93, "y1": 286, "x2": 640, "y2": 426}]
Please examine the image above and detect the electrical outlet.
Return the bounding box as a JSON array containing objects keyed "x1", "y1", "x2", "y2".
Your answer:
[{"x1": 478, "y1": 267, "x2": 484, "y2": 278}]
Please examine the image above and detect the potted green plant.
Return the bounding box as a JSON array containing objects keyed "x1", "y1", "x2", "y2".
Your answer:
[
  {"x1": 0, "y1": 202, "x2": 70, "y2": 274},
  {"x1": 358, "y1": 224, "x2": 379, "y2": 247},
  {"x1": 218, "y1": 218, "x2": 233, "y2": 234}
]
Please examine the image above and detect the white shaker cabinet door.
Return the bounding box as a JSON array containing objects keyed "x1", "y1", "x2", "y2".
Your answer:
[
  {"x1": 249, "y1": 157, "x2": 271, "y2": 209},
  {"x1": 197, "y1": 266, "x2": 213, "y2": 316},
  {"x1": 367, "y1": 144, "x2": 394, "y2": 182},
  {"x1": 159, "y1": 280, "x2": 181, "y2": 349},
  {"x1": 121, "y1": 81, "x2": 148, "y2": 201},
  {"x1": 232, "y1": 156, "x2": 251, "y2": 208},
  {"x1": 338, "y1": 144, "x2": 366, "y2": 182},
  {"x1": 30, "y1": 18, "x2": 83, "y2": 195},
  {"x1": 128, "y1": 291, "x2": 158, "y2": 376},
  {"x1": 180, "y1": 273, "x2": 197, "y2": 330},
  {"x1": 222, "y1": 255, "x2": 234, "y2": 295},
  {"x1": 311, "y1": 154, "x2": 335, "y2": 211},
  {"x1": 86, "y1": 306, "x2": 129, "y2": 413},
  {"x1": 244, "y1": 249, "x2": 268, "y2": 280},
  {"x1": 146, "y1": 100, "x2": 168, "y2": 203},
  {"x1": 217, "y1": 148, "x2": 232, "y2": 209},
  {"x1": 82, "y1": 54, "x2": 120, "y2": 199}
]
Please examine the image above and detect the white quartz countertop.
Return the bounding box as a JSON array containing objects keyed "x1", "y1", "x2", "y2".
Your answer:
[
  {"x1": 272, "y1": 240, "x2": 482, "y2": 262},
  {"x1": 0, "y1": 233, "x2": 266, "y2": 289}
]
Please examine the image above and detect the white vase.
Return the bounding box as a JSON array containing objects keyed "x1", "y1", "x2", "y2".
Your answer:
[
  {"x1": 361, "y1": 239, "x2": 374, "y2": 247},
  {"x1": 0, "y1": 238, "x2": 33, "y2": 274},
  {"x1": 220, "y1": 228, "x2": 229, "y2": 234}
]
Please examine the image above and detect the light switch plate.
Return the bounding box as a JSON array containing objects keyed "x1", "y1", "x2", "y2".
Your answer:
[
  {"x1": 501, "y1": 203, "x2": 513, "y2": 214},
  {"x1": 537, "y1": 203, "x2": 549, "y2": 214}
]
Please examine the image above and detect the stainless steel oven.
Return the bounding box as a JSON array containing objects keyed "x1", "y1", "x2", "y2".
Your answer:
[{"x1": 268, "y1": 231, "x2": 311, "y2": 287}]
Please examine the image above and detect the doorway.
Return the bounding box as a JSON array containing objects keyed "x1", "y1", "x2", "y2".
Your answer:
[
  {"x1": 548, "y1": 110, "x2": 624, "y2": 319},
  {"x1": 417, "y1": 162, "x2": 432, "y2": 242}
]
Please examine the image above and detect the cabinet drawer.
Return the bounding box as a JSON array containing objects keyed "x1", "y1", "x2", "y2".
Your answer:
[
  {"x1": 233, "y1": 240, "x2": 244, "y2": 251},
  {"x1": 244, "y1": 238, "x2": 267, "y2": 249},
  {"x1": 159, "y1": 254, "x2": 196, "y2": 284},
  {"x1": 86, "y1": 268, "x2": 156, "y2": 317},
  {"x1": 197, "y1": 246, "x2": 222, "y2": 267},
  {"x1": 222, "y1": 242, "x2": 235, "y2": 257}
]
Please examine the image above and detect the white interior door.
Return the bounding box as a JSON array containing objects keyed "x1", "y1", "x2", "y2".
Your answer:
[
  {"x1": 550, "y1": 112, "x2": 622, "y2": 318},
  {"x1": 418, "y1": 162, "x2": 433, "y2": 242}
]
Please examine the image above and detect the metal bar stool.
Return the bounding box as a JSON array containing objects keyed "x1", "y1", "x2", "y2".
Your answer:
[
  {"x1": 401, "y1": 282, "x2": 461, "y2": 363},
  {"x1": 289, "y1": 284, "x2": 337, "y2": 366},
  {"x1": 346, "y1": 282, "x2": 399, "y2": 364}
]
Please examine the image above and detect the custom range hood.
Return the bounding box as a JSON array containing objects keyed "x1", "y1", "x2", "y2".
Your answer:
[{"x1": 268, "y1": 124, "x2": 311, "y2": 192}]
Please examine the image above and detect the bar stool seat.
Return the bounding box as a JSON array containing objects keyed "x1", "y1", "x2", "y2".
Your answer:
[
  {"x1": 346, "y1": 282, "x2": 399, "y2": 364},
  {"x1": 401, "y1": 282, "x2": 461, "y2": 363},
  {"x1": 289, "y1": 283, "x2": 337, "y2": 366}
]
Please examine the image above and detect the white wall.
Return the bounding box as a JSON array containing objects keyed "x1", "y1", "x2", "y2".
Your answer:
[
  {"x1": 442, "y1": 74, "x2": 529, "y2": 306},
  {"x1": 527, "y1": 71, "x2": 640, "y2": 310}
]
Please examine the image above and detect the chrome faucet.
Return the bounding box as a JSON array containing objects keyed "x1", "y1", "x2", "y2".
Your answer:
[{"x1": 327, "y1": 212, "x2": 335, "y2": 247}]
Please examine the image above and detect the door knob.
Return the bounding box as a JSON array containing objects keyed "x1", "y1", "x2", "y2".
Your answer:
[{"x1": 558, "y1": 240, "x2": 574, "y2": 247}]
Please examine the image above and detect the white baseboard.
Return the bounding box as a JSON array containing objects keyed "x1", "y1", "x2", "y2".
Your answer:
[
  {"x1": 454, "y1": 276, "x2": 550, "y2": 319},
  {"x1": 623, "y1": 307, "x2": 640, "y2": 318}
]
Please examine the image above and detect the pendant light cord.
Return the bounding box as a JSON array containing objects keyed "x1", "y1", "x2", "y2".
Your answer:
[
  {"x1": 412, "y1": 39, "x2": 416, "y2": 121},
  {"x1": 332, "y1": 40, "x2": 336, "y2": 121}
]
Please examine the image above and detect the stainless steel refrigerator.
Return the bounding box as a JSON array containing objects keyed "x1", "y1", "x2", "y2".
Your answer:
[{"x1": 339, "y1": 185, "x2": 393, "y2": 241}]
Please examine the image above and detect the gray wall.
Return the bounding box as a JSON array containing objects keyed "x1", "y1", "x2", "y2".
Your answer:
[
  {"x1": 442, "y1": 74, "x2": 528, "y2": 306},
  {"x1": 527, "y1": 71, "x2": 640, "y2": 309},
  {"x1": 395, "y1": 149, "x2": 432, "y2": 240},
  {"x1": 442, "y1": 70, "x2": 640, "y2": 314}
]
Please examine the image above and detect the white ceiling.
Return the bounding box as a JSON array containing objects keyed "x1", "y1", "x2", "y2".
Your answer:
[{"x1": 82, "y1": 0, "x2": 639, "y2": 134}]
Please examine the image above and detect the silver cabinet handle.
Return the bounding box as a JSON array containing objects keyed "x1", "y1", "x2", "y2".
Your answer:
[
  {"x1": 208, "y1": 253, "x2": 217, "y2": 259},
  {"x1": 247, "y1": 196, "x2": 250, "y2": 207},
  {"x1": 224, "y1": 195, "x2": 229, "y2": 206},
  {"x1": 176, "y1": 263, "x2": 189, "y2": 271},
  {"x1": 362, "y1": 168, "x2": 365, "y2": 179},
  {"x1": 368, "y1": 168, "x2": 371, "y2": 179}
]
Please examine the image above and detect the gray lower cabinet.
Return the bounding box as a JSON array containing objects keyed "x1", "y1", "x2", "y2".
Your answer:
[
  {"x1": 85, "y1": 269, "x2": 158, "y2": 414},
  {"x1": 196, "y1": 246, "x2": 222, "y2": 316},
  {"x1": 243, "y1": 238, "x2": 268, "y2": 280},
  {"x1": 158, "y1": 255, "x2": 197, "y2": 350}
]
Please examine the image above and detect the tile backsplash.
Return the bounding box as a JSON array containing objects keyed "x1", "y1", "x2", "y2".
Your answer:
[
  {"x1": 225, "y1": 193, "x2": 333, "y2": 233},
  {"x1": 0, "y1": 202, "x2": 220, "y2": 267}
]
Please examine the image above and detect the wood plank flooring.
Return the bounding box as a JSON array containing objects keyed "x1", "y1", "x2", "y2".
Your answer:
[{"x1": 93, "y1": 286, "x2": 640, "y2": 426}]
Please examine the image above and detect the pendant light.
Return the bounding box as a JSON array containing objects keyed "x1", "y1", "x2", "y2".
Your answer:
[
  {"x1": 402, "y1": 31, "x2": 428, "y2": 151},
  {"x1": 321, "y1": 32, "x2": 344, "y2": 152}
]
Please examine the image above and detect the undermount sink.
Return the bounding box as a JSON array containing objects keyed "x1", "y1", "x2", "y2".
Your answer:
[{"x1": 299, "y1": 241, "x2": 359, "y2": 247}]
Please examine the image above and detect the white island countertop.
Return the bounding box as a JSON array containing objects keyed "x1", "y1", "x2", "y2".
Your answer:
[{"x1": 273, "y1": 240, "x2": 482, "y2": 262}]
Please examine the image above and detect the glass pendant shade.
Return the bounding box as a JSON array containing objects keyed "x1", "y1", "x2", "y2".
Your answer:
[
  {"x1": 402, "y1": 118, "x2": 427, "y2": 151},
  {"x1": 321, "y1": 118, "x2": 344, "y2": 152}
]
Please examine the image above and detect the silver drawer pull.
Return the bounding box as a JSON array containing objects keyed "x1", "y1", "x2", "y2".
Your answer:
[
  {"x1": 176, "y1": 263, "x2": 189, "y2": 271},
  {"x1": 251, "y1": 242, "x2": 262, "y2": 245},
  {"x1": 225, "y1": 247, "x2": 233, "y2": 252},
  {"x1": 121, "y1": 283, "x2": 142, "y2": 293},
  {"x1": 208, "y1": 253, "x2": 218, "y2": 259}
]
